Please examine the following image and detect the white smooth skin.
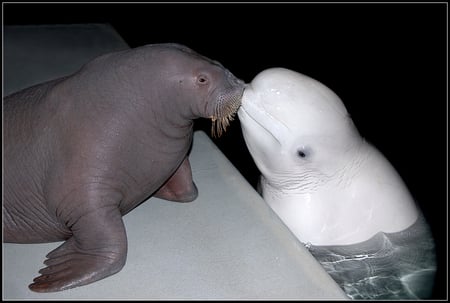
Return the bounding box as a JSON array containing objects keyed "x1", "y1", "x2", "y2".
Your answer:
[{"x1": 238, "y1": 68, "x2": 419, "y2": 246}]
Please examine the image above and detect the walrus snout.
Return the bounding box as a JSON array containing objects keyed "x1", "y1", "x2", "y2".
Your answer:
[
  {"x1": 211, "y1": 81, "x2": 245, "y2": 138},
  {"x1": 227, "y1": 70, "x2": 246, "y2": 87}
]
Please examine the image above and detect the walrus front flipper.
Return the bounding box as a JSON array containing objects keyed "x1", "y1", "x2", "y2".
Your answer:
[
  {"x1": 154, "y1": 157, "x2": 198, "y2": 202},
  {"x1": 28, "y1": 206, "x2": 127, "y2": 293}
]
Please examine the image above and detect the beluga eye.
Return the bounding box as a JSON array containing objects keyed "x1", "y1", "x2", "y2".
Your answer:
[{"x1": 297, "y1": 147, "x2": 309, "y2": 159}]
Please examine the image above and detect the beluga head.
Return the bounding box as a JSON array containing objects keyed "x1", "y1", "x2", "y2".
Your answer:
[{"x1": 238, "y1": 68, "x2": 362, "y2": 191}]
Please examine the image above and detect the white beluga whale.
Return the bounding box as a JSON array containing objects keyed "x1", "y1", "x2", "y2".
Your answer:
[{"x1": 238, "y1": 68, "x2": 436, "y2": 299}]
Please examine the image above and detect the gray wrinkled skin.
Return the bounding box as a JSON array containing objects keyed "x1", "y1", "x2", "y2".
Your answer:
[
  {"x1": 3, "y1": 43, "x2": 244, "y2": 292},
  {"x1": 307, "y1": 214, "x2": 436, "y2": 299}
]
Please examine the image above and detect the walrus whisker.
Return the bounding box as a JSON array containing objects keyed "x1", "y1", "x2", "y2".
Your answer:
[
  {"x1": 211, "y1": 93, "x2": 242, "y2": 138},
  {"x1": 211, "y1": 113, "x2": 237, "y2": 138}
]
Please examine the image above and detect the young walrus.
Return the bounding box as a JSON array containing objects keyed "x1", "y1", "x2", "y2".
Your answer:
[{"x1": 3, "y1": 43, "x2": 244, "y2": 292}]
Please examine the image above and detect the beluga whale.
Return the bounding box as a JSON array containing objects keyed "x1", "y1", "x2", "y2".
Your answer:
[{"x1": 238, "y1": 67, "x2": 436, "y2": 299}]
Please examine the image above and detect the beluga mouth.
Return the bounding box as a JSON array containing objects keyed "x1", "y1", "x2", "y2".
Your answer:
[{"x1": 238, "y1": 96, "x2": 290, "y2": 146}]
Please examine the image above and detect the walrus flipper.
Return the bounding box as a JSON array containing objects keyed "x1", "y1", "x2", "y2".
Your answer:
[
  {"x1": 154, "y1": 157, "x2": 198, "y2": 203},
  {"x1": 28, "y1": 206, "x2": 127, "y2": 292}
]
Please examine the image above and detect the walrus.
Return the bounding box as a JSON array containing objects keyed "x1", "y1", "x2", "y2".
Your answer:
[
  {"x1": 3, "y1": 43, "x2": 244, "y2": 292},
  {"x1": 237, "y1": 68, "x2": 436, "y2": 299}
]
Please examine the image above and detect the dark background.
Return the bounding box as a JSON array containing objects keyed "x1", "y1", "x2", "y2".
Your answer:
[{"x1": 3, "y1": 3, "x2": 447, "y2": 299}]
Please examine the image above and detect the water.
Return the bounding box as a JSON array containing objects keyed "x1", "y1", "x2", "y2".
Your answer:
[{"x1": 307, "y1": 214, "x2": 436, "y2": 299}]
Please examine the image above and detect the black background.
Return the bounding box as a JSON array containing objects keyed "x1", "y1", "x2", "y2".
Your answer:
[{"x1": 3, "y1": 2, "x2": 447, "y2": 299}]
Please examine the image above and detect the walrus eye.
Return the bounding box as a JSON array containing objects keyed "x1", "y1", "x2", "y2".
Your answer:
[{"x1": 197, "y1": 75, "x2": 209, "y2": 85}]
